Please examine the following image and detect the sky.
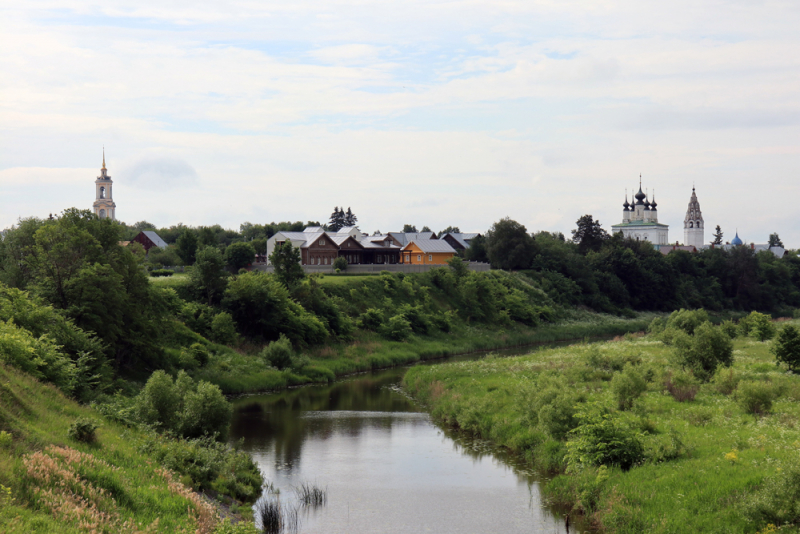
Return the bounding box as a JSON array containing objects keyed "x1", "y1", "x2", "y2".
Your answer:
[{"x1": 1, "y1": 0, "x2": 799, "y2": 246}]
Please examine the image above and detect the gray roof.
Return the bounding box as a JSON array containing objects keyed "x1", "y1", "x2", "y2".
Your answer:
[
  {"x1": 330, "y1": 234, "x2": 364, "y2": 248},
  {"x1": 403, "y1": 239, "x2": 456, "y2": 253},
  {"x1": 360, "y1": 235, "x2": 400, "y2": 249},
  {"x1": 142, "y1": 231, "x2": 168, "y2": 249},
  {"x1": 389, "y1": 232, "x2": 436, "y2": 246},
  {"x1": 303, "y1": 226, "x2": 324, "y2": 233}
]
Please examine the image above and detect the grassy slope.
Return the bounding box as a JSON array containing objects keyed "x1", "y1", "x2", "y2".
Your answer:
[
  {"x1": 0, "y1": 362, "x2": 219, "y2": 533},
  {"x1": 403, "y1": 323, "x2": 800, "y2": 534}
]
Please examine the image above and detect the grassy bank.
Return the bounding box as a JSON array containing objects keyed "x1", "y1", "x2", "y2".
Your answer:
[
  {"x1": 196, "y1": 312, "x2": 656, "y2": 394},
  {"x1": 403, "y1": 321, "x2": 800, "y2": 534},
  {"x1": 0, "y1": 362, "x2": 257, "y2": 533}
]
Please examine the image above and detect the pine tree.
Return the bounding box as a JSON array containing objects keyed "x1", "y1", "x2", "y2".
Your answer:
[
  {"x1": 344, "y1": 207, "x2": 357, "y2": 226},
  {"x1": 768, "y1": 233, "x2": 784, "y2": 248},
  {"x1": 711, "y1": 225, "x2": 723, "y2": 245},
  {"x1": 328, "y1": 207, "x2": 345, "y2": 232}
]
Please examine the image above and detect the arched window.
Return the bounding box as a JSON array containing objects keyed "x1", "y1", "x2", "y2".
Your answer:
[
  {"x1": 696, "y1": 221, "x2": 701, "y2": 228},
  {"x1": 99, "y1": 209, "x2": 106, "y2": 218},
  {"x1": 99, "y1": 186, "x2": 105, "y2": 199},
  {"x1": 689, "y1": 222, "x2": 693, "y2": 228}
]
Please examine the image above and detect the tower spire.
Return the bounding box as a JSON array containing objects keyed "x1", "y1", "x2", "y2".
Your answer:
[{"x1": 102, "y1": 147, "x2": 106, "y2": 170}]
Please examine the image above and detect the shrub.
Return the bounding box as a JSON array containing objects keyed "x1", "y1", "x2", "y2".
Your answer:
[
  {"x1": 565, "y1": 402, "x2": 645, "y2": 471},
  {"x1": 773, "y1": 324, "x2": 800, "y2": 372},
  {"x1": 333, "y1": 256, "x2": 347, "y2": 271},
  {"x1": 0, "y1": 319, "x2": 77, "y2": 395},
  {"x1": 150, "y1": 269, "x2": 174, "y2": 277},
  {"x1": 666, "y1": 308, "x2": 710, "y2": 335},
  {"x1": 738, "y1": 381, "x2": 775, "y2": 415},
  {"x1": 664, "y1": 370, "x2": 701, "y2": 402},
  {"x1": 225, "y1": 241, "x2": 256, "y2": 270},
  {"x1": 712, "y1": 368, "x2": 739, "y2": 395},
  {"x1": 68, "y1": 418, "x2": 99, "y2": 443},
  {"x1": 399, "y1": 304, "x2": 430, "y2": 334},
  {"x1": 747, "y1": 311, "x2": 777, "y2": 341},
  {"x1": 743, "y1": 465, "x2": 800, "y2": 527},
  {"x1": 719, "y1": 320, "x2": 738, "y2": 339},
  {"x1": 647, "y1": 317, "x2": 666, "y2": 335},
  {"x1": 210, "y1": 312, "x2": 237, "y2": 345},
  {"x1": 673, "y1": 322, "x2": 734, "y2": 381},
  {"x1": 0, "y1": 430, "x2": 13, "y2": 447},
  {"x1": 537, "y1": 391, "x2": 585, "y2": 440},
  {"x1": 382, "y1": 314, "x2": 412, "y2": 341},
  {"x1": 357, "y1": 308, "x2": 384, "y2": 330},
  {"x1": 431, "y1": 310, "x2": 453, "y2": 333},
  {"x1": 611, "y1": 363, "x2": 648, "y2": 410},
  {"x1": 261, "y1": 334, "x2": 294, "y2": 370}
]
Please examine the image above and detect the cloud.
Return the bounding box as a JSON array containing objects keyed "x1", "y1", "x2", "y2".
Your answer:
[{"x1": 121, "y1": 157, "x2": 199, "y2": 189}]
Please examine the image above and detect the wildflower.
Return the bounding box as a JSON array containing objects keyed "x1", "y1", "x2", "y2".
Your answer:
[{"x1": 724, "y1": 449, "x2": 739, "y2": 464}]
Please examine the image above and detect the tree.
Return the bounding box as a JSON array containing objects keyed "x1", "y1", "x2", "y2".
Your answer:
[
  {"x1": 769, "y1": 233, "x2": 784, "y2": 248},
  {"x1": 674, "y1": 322, "x2": 734, "y2": 381},
  {"x1": 176, "y1": 230, "x2": 198, "y2": 265},
  {"x1": 344, "y1": 207, "x2": 358, "y2": 227},
  {"x1": 402, "y1": 224, "x2": 418, "y2": 233},
  {"x1": 421, "y1": 226, "x2": 432, "y2": 233},
  {"x1": 572, "y1": 215, "x2": 609, "y2": 254},
  {"x1": 711, "y1": 225, "x2": 724, "y2": 245},
  {"x1": 464, "y1": 234, "x2": 488, "y2": 263},
  {"x1": 197, "y1": 226, "x2": 217, "y2": 247},
  {"x1": 328, "y1": 207, "x2": 345, "y2": 232},
  {"x1": 269, "y1": 241, "x2": 305, "y2": 288},
  {"x1": 225, "y1": 242, "x2": 256, "y2": 270},
  {"x1": 440, "y1": 226, "x2": 461, "y2": 235},
  {"x1": 773, "y1": 324, "x2": 800, "y2": 372},
  {"x1": 485, "y1": 218, "x2": 537, "y2": 270},
  {"x1": 191, "y1": 245, "x2": 229, "y2": 305}
]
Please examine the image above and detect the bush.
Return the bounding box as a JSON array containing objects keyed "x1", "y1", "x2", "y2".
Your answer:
[
  {"x1": 399, "y1": 304, "x2": 430, "y2": 334},
  {"x1": 536, "y1": 390, "x2": 585, "y2": 440},
  {"x1": 773, "y1": 324, "x2": 800, "y2": 372},
  {"x1": 0, "y1": 319, "x2": 77, "y2": 395},
  {"x1": 357, "y1": 308, "x2": 384, "y2": 331},
  {"x1": 666, "y1": 308, "x2": 710, "y2": 335},
  {"x1": 737, "y1": 381, "x2": 775, "y2": 415},
  {"x1": 743, "y1": 465, "x2": 800, "y2": 527},
  {"x1": 664, "y1": 370, "x2": 701, "y2": 402},
  {"x1": 0, "y1": 430, "x2": 11, "y2": 448},
  {"x1": 565, "y1": 402, "x2": 645, "y2": 471},
  {"x1": 712, "y1": 368, "x2": 739, "y2": 395},
  {"x1": 647, "y1": 317, "x2": 666, "y2": 335},
  {"x1": 382, "y1": 314, "x2": 412, "y2": 341},
  {"x1": 673, "y1": 322, "x2": 734, "y2": 381},
  {"x1": 261, "y1": 334, "x2": 294, "y2": 370},
  {"x1": 611, "y1": 363, "x2": 648, "y2": 410},
  {"x1": 747, "y1": 311, "x2": 777, "y2": 341},
  {"x1": 333, "y1": 256, "x2": 347, "y2": 271},
  {"x1": 68, "y1": 418, "x2": 99, "y2": 443},
  {"x1": 150, "y1": 269, "x2": 175, "y2": 277},
  {"x1": 210, "y1": 312, "x2": 237, "y2": 345},
  {"x1": 225, "y1": 241, "x2": 256, "y2": 271},
  {"x1": 719, "y1": 320, "x2": 738, "y2": 339}
]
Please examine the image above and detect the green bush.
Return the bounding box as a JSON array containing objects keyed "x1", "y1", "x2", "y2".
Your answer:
[
  {"x1": 399, "y1": 304, "x2": 430, "y2": 334},
  {"x1": 737, "y1": 381, "x2": 775, "y2": 415},
  {"x1": 535, "y1": 389, "x2": 585, "y2": 440},
  {"x1": 719, "y1": 320, "x2": 738, "y2": 339},
  {"x1": 746, "y1": 311, "x2": 777, "y2": 341},
  {"x1": 333, "y1": 256, "x2": 347, "y2": 271},
  {"x1": 0, "y1": 319, "x2": 77, "y2": 395},
  {"x1": 261, "y1": 334, "x2": 294, "y2": 370},
  {"x1": 646, "y1": 317, "x2": 666, "y2": 335},
  {"x1": 565, "y1": 402, "x2": 645, "y2": 471},
  {"x1": 673, "y1": 322, "x2": 734, "y2": 381},
  {"x1": 0, "y1": 430, "x2": 12, "y2": 447},
  {"x1": 712, "y1": 368, "x2": 739, "y2": 395},
  {"x1": 210, "y1": 312, "x2": 237, "y2": 345},
  {"x1": 150, "y1": 269, "x2": 175, "y2": 277},
  {"x1": 666, "y1": 308, "x2": 710, "y2": 335},
  {"x1": 664, "y1": 370, "x2": 701, "y2": 402},
  {"x1": 68, "y1": 418, "x2": 99, "y2": 443},
  {"x1": 382, "y1": 314, "x2": 412, "y2": 341},
  {"x1": 743, "y1": 465, "x2": 800, "y2": 527},
  {"x1": 611, "y1": 363, "x2": 648, "y2": 410},
  {"x1": 225, "y1": 241, "x2": 256, "y2": 270},
  {"x1": 773, "y1": 324, "x2": 800, "y2": 372}
]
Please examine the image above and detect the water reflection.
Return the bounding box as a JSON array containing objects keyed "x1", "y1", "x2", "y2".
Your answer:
[{"x1": 231, "y1": 367, "x2": 576, "y2": 534}]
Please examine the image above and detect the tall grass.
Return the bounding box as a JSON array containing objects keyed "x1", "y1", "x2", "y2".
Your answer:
[
  {"x1": 295, "y1": 482, "x2": 327, "y2": 507},
  {"x1": 255, "y1": 498, "x2": 300, "y2": 534}
]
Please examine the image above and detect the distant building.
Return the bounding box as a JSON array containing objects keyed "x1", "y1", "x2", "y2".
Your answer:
[
  {"x1": 611, "y1": 179, "x2": 669, "y2": 245},
  {"x1": 684, "y1": 187, "x2": 704, "y2": 248},
  {"x1": 132, "y1": 231, "x2": 168, "y2": 252},
  {"x1": 93, "y1": 149, "x2": 116, "y2": 220},
  {"x1": 401, "y1": 239, "x2": 456, "y2": 265},
  {"x1": 440, "y1": 232, "x2": 481, "y2": 252}
]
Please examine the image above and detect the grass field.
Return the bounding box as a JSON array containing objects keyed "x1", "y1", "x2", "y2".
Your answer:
[
  {"x1": 149, "y1": 272, "x2": 190, "y2": 288},
  {"x1": 403, "y1": 321, "x2": 800, "y2": 534}
]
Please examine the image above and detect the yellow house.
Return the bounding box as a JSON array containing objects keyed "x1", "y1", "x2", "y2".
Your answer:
[{"x1": 401, "y1": 240, "x2": 456, "y2": 265}]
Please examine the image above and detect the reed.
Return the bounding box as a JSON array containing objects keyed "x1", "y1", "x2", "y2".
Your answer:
[{"x1": 295, "y1": 482, "x2": 327, "y2": 507}]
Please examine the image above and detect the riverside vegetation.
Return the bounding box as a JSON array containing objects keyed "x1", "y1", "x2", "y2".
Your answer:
[
  {"x1": 404, "y1": 310, "x2": 800, "y2": 533},
  {"x1": 2, "y1": 209, "x2": 800, "y2": 531}
]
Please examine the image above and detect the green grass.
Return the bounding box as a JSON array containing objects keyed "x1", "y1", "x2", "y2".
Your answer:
[
  {"x1": 317, "y1": 273, "x2": 381, "y2": 285},
  {"x1": 0, "y1": 362, "x2": 226, "y2": 533},
  {"x1": 403, "y1": 322, "x2": 800, "y2": 534},
  {"x1": 195, "y1": 312, "x2": 656, "y2": 394},
  {"x1": 149, "y1": 272, "x2": 190, "y2": 288}
]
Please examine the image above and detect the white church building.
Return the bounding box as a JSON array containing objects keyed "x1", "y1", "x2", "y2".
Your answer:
[{"x1": 611, "y1": 181, "x2": 669, "y2": 245}]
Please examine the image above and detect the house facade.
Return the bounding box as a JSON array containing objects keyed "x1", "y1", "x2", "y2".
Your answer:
[{"x1": 401, "y1": 240, "x2": 456, "y2": 265}]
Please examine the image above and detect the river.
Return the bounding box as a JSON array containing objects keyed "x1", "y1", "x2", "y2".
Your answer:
[{"x1": 229, "y1": 357, "x2": 578, "y2": 534}]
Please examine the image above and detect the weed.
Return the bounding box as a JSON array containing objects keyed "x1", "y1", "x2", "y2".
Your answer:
[
  {"x1": 664, "y1": 371, "x2": 700, "y2": 402},
  {"x1": 68, "y1": 417, "x2": 99, "y2": 443},
  {"x1": 295, "y1": 482, "x2": 327, "y2": 507}
]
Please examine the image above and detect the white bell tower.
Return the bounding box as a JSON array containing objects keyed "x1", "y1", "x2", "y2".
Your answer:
[
  {"x1": 93, "y1": 148, "x2": 116, "y2": 220},
  {"x1": 683, "y1": 187, "x2": 703, "y2": 247}
]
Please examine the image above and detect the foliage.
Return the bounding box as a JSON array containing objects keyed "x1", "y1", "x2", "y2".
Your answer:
[
  {"x1": 768, "y1": 233, "x2": 784, "y2": 248},
  {"x1": 402, "y1": 224, "x2": 418, "y2": 233},
  {"x1": 150, "y1": 269, "x2": 174, "y2": 277},
  {"x1": 664, "y1": 370, "x2": 701, "y2": 402},
  {"x1": 485, "y1": 217, "x2": 537, "y2": 270},
  {"x1": 328, "y1": 206, "x2": 345, "y2": 231},
  {"x1": 0, "y1": 319, "x2": 78, "y2": 394},
  {"x1": 572, "y1": 214, "x2": 609, "y2": 254},
  {"x1": 719, "y1": 319, "x2": 738, "y2": 339},
  {"x1": 673, "y1": 322, "x2": 734, "y2": 381},
  {"x1": 333, "y1": 256, "x2": 348, "y2": 271},
  {"x1": 464, "y1": 234, "x2": 488, "y2": 263},
  {"x1": 175, "y1": 229, "x2": 198, "y2": 265},
  {"x1": 737, "y1": 381, "x2": 775, "y2": 415},
  {"x1": 711, "y1": 225, "x2": 724, "y2": 245},
  {"x1": 772, "y1": 324, "x2": 800, "y2": 372},
  {"x1": 447, "y1": 256, "x2": 469, "y2": 279},
  {"x1": 210, "y1": 311, "x2": 237, "y2": 345},
  {"x1": 269, "y1": 241, "x2": 305, "y2": 288},
  {"x1": 743, "y1": 464, "x2": 800, "y2": 527},
  {"x1": 666, "y1": 308, "x2": 710, "y2": 335},
  {"x1": 190, "y1": 245, "x2": 229, "y2": 305},
  {"x1": 213, "y1": 519, "x2": 261, "y2": 534},
  {"x1": 741, "y1": 311, "x2": 777, "y2": 341},
  {"x1": 565, "y1": 402, "x2": 645, "y2": 471},
  {"x1": 382, "y1": 314, "x2": 412, "y2": 341},
  {"x1": 611, "y1": 363, "x2": 648, "y2": 410},
  {"x1": 135, "y1": 370, "x2": 233, "y2": 440},
  {"x1": 67, "y1": 417, "x2": 99, "y2": 443},
  {"x1": 225, "y1": 241, "x2": 256, "y2": 270},
  {"x1": 358, "y1": 308, "x2": 384, "y2": 330},
  {"x1": 261, "y1": 334, "x2": 294, "y2": 370}
]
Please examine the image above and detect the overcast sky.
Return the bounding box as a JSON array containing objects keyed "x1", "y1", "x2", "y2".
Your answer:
[{"x1": 2, "y1": 0, "x2": 799, "y2": 245}]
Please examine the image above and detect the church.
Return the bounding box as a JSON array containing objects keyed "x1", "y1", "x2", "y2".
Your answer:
[
  {"x1": 611, "y1": 179, "x2": 669, "y2": 245},
  {"x1": 92, "y1": 149, "x2": 116, "y2": 220}
]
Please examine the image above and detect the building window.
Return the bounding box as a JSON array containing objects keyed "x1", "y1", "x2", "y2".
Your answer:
[
  {"x1": 417, "y1": 255, "x2": 421, "y2": 262},
  {"x1": 428, "y1": 255, "x2": 432, "y2": 262},
  {"x1": 320, "y1": 239, "x2": 325, "y2": 245}
]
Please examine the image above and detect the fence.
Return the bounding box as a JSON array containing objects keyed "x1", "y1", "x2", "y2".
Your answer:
[{"x1": 253, "y1": 262, "x2": 491, "y2": 275}]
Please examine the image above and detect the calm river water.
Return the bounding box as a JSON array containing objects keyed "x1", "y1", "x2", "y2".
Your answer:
[{"x1": 229, "y1": 361, "x2": 578, "y2": 534}]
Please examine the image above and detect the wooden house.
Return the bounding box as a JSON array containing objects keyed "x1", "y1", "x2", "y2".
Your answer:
[
  {"x1": 401, "y1": 240, "x2": 456, "y2": 265},
  {"x1": 132, "y1": 231, "x2": 168, "y2": 253}
]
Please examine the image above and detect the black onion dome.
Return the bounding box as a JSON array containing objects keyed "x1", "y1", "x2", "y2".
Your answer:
[
  {"x1": 650, "y1": 195, "x2": 658, "y2": 211},
  {"x1": 623, "y1": 194, "x2": 630, "y2": 210},
  {"x1": 634, "y1": 185, "x2": 646, "y2": 204}
]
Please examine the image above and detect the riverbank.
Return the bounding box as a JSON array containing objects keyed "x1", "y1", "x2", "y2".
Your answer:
[
  {"x1": 403, "y1": 321, "x2": 800, "y2": 533},
  {"x1": 196, "y1": 312, "x2": 657, "y2": 395}
]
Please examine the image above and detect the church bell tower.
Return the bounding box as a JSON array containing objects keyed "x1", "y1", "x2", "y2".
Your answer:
[
  {"x1": 683, "y1": 186, "x2": 703, "y2": 247},
  {"x1": 93, "y1": 149, "x2": 116, "y2": 220}
]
